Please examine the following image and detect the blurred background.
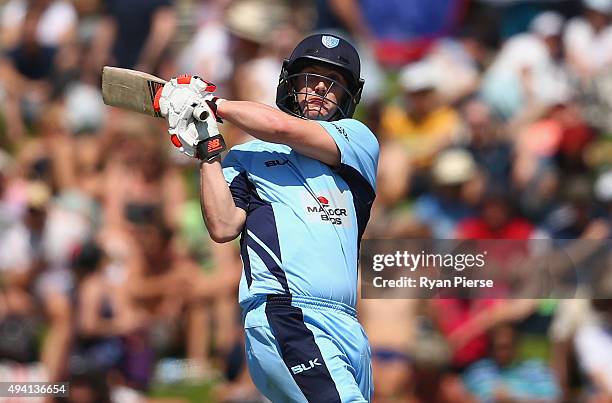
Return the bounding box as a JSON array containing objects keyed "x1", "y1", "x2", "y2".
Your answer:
[{"x1": 0, "y1": 0, "x2": 611, "y2": 402}]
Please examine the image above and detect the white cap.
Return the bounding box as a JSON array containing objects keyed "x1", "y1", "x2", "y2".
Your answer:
[
  {"x1": 529, "y1": 11, "x2": 565, "y2": 37},
  {"x1": 225, "y1": 0, "x2": 290, "y2": 44},
  {"x1": 432, "y1": 149, "x2": 477, "y2": 185},
  {"x1": 65, "y1": 83, "x2": 106, "y2": 134},
  {"x1": 583, "y1": 0, "x2": 612, "y2": 14},
  {"x1": 399, "y1": 61, "x2": 437, "y2": 93},
  {"x1": 594, "y1": 170, "x2": 612, "y2": 202}
]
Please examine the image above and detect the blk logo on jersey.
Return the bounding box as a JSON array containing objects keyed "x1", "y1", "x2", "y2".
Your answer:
[
  {"x1": 264, "y1": 159, "x2": 289, "y2": 167},
  {"x1": 291, "y1": 358, "x2": 322, "y2": 375},
  {"x1": 304, "y1": 192, "x2": 349, "y2": 226}
]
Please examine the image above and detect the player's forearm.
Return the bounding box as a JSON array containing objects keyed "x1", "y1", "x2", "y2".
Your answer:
[
  {"x1": 199, "y1": 159, "x2": 245, "y2": 243},
  {"x1": 217, "y1": 100, "x2": 340, "y2": 166},
  {"x1": 218, "y1": 100, "x2": 298, "y2": 144}
]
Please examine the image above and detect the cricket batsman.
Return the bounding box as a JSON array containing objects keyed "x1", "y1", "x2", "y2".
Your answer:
[{"x1": 156, "y1": 34, "x2": 378, "y2": 402}]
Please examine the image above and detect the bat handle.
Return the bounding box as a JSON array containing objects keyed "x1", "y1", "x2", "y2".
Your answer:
[{"x1": 192, "y1": 105, "x2": 209, "y2": 122}]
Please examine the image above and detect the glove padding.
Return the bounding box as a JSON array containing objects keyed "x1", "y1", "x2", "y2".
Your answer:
[{"x1": 155, "y1": 75, "x2": 224, "y2": 159}]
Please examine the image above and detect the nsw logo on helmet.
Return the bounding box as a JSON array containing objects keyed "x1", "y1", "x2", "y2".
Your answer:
[{"x1": 321, "y1": 35, "x2": 340, "y2": 49}]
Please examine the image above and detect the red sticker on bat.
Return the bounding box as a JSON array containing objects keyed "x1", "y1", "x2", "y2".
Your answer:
[{"x1": 153, "y1": 87, "x2": 163, "y2": 112}]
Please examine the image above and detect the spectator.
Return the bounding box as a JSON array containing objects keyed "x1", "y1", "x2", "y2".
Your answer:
[
  {"x1": 225, "y1": 0, "x2": 298, "y2": 106},
  {"x1": 54, "y1": 370, "x2": 112, "y2": 403},
  {"x1": 358, "y1": 0, "x2": 467, "y2": 67},
  {"x1": 177, "y1": 0, "x2": 233, "y2": 93},
  {"x1": 513, "y1": 100, "x2": 592, "y2": 190},
  {"x1": 594, "y1": 169, "x2": 612, "y2": 221},
  {"x1": 564, "y1": 0, "x2": 612, "y2": 79},
  {"x1": 381, "y1": 60, "x2": 463, "y2": 168},
  {"x1": 177, "y1": 199, "x2": 242, "y2": 365},
  {"x1": 0, "y1": 8, "x2": 58, "y2": 139},
  {"x1": 88, "y1": 0, "x2": 176, "y2": 73},
  {"x1": 0, "y1": 151, "x2": 20, "y2": 231},
  {"x1": 544, "y1": 176, "x2": 608, "y2": 239},
  {"x1": 122, "y1": 221, "x2": 215, "y2": 387},
  {"x1": 2, "y1": 9, "x2": 57, "y2": 82},
  {"x1": 463, "y1": 322, "x2": 561, "y2": 402},
  {"x1": 574, "y1": 299, "x2": 612, "y2": 401},
  {"x1": 424, "y1": 29, "x2": 488, "y2": 104},
  {"x1": 0, "y1": 182, "x2": 76, "y2": 381},
  {"x1": 360, "y1": 298, "x2": 420, "y2": 403},
  {"x1": 366, "y1": 140, "x2": 417, "y2": 238},
  {"x1": 481, "y1": 11, "x2": 569, "y2": 121},
  {"x1": 455, "y1": 186, "x2": 538, "y2": 240},
  {"x1": 312, "y1": 0, "x2": 374, "y2": 44},
  {"x1": 432, "y1": 299, "x2": 498, "y2": 371},
  {"x1": 0, "y1": 0, "x2": 77, "y2": 49},
  {"x1": 101, "y1": 118, "x2": 186, "y2": 230},
  {"x1": 413, "y1": 148, "x2": 481, "y2": 239},
  {"x1": 72, "y1": 239, "x2": 132, "y2": 372}
]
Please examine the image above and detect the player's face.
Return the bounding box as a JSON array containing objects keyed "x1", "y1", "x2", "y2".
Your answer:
[{"x1": 293, "y1": 65, "x2": 348, "y2": 120}]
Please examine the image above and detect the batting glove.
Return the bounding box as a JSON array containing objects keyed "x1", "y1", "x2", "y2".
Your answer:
[{"x1": 155, "y1": 75, "x2": 226, "y2": 161}]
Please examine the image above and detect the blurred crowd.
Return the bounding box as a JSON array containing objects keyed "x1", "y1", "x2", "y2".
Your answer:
[{"x1": 0, "y1": 0, "x2": 611, "y2": 402}]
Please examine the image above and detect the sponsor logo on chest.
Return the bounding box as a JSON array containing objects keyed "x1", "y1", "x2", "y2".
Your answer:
[{"x1": 301, "y1": 191, "x2": 351, "y2": 227}]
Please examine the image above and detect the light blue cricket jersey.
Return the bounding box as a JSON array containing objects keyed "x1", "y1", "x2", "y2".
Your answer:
[{"x1": 222, "y1": 119, "x2": 379, "y2": 310}]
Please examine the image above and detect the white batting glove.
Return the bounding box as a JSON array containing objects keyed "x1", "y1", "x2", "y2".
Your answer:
[{"x1": 154, "y1": 75, "x2": 226, "y2": 160}]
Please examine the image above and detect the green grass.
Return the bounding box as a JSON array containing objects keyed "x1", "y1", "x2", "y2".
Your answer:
[{"x1": 148, "y1": 381, "x2": 217, "y2": 402}]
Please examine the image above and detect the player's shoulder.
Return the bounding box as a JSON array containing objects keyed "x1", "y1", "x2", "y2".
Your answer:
[
  {"x1": 332, "y1": 118, "x2": 373, "y2": 133},
  {"x1": 228, "y1": 139, "x2": 260, "y2": 153},
  {"x1": 229, "y1": 139, "x2": 288, "y2": 153},
  {"x1": 320, "y1": 118, "x2": 378, "y2": 142},
  {"x1": 224, "y1": 139, "x2": 290, "y2": 166}
]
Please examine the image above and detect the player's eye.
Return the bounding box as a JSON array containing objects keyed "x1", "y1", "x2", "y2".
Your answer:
[
  {"x1": 292, "y1": 76, "x2": 308, "y2": 90},
  {"x1": 329, "y1": 74, "x2": 346, "y2": 86}
]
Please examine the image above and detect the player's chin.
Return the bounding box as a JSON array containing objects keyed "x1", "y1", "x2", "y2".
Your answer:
[{"x1": 303, "y1": 105, "x2": 334, "y2": 120}]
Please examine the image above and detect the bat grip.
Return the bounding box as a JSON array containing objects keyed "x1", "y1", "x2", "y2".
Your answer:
[{"x1": 192, "y1": 105, "x2": 209, "y2": 122}]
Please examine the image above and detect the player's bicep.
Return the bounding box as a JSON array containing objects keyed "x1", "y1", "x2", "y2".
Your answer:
[
  {"x1": 229, "y1": 207, "x2": 247, "y2": 235},
  {"x1": 223, "y1": 164, "x2": 250, "y2": 212},
  {"x1": 222, "y1": 151, "x2": 249, "y2": 237},
  {"x1": 282, "y1": 118, "x2": 341, "y2": 167},
  {"x1": 318, "y1": 119, "x2": 379, "y2": 188}
]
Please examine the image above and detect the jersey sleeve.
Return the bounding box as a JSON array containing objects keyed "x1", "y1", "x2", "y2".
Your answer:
[
  {"x1": 318, "y1": 119, "x2": 379, "y2": 189},
  {"x1": 222, "y1": 149, "x2": 250, "y2": 211}
]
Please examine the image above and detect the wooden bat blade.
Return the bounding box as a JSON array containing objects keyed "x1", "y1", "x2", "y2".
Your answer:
[{"x1": 102, "y1": 66, "x2": 166, "y2": 117}]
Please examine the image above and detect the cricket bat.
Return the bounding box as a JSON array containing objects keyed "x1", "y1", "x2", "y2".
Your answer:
[
  {"x1": 101, "y1": 66, "x2": 209, "y2": 120},
  {"x1": 102, "y1": 66, "x2": 166, "y2": 117}
]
